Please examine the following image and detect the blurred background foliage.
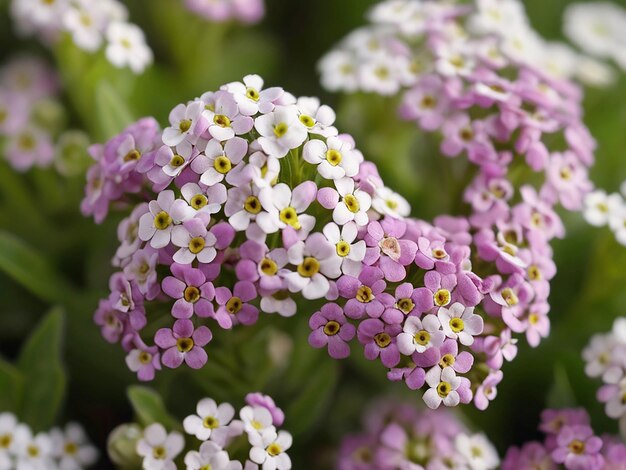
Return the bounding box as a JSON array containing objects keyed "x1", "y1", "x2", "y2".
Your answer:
[{"x1": 0, "y1": 0, "x2": 625, "y2": 468}]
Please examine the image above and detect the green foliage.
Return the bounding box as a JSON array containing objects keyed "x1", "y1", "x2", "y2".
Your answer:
[
  {"x1": 127, "y1": 386, "x2": 181, "y2": 431},
  {"x1": 95, "y1": 81, "x2": 136, "y2": 141}
]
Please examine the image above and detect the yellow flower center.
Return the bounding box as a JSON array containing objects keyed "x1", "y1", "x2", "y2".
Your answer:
[
  {"x1": 449, "y1": 317, "x2": 464, "y2": 333},
  {"x1": 153, "y1": 211, "x2": 172, "y2": 230},
  {"x1": 343, "y1": 194, "x2": 360, "y2": 213},
  {"x1": 260, "y1": 258, "x2": 278, "y2": 275},
  {"x1": 244, "y1": 196, "x2": 262, "y2": 214},
  {"x1": 246, "y1": 87, "x2": 260, "y2": 101},
  {"x1": 226, "y1": 296, "x2": 243, "y2": 314},
  {"x1": 191, "y1": 194, "x2": 208, "y2": 210},
  {"x1": 386, "y1": 199, "x2": 398, "y2": 210},
  {"x1": 326, "y1": 149, "x2": 343, "y2": 166},
  {"x1": 279, "y1": 207, "x2": 301, "y2": 229},
  {"x1": 299, "y1": 114, "x2": 315, "y2": 127},
  {"x1": 251, "y1": 420, "x2": 263, "y2": 430},
  {"x1": 432, "y1": 248, "x2": 447, "y2": 259},
  {"x1": 124, "y1": 149, "x2": 141, "y2": 162},
  {"x1": 356, "y1": 286, "x2": 374, "y2": 303},
  {"x1": 568, "y1": 440, "x2": 585, "y2": 455},
  {"x1": 501, "y1": 288, "x2": 519, "y2": 306},
  {"x1": 267, "y1": 443, "x2": 282, "y2": 457},
  {"x1": 203, "y1": 416, "x2": 219, "y2": 429},
  {"x1": 559, "y1": 166, "x2": 572, "y2": 181},
  {"x1": 421, "y1": 95, "x2": 437, "y2": 109},
  {"x1": 439, "y1": 353, "x2": 455, "y2": 368},
  {"x1": 27, "y1": 445, "x2": 39, "y2": 457},
  {"x1": 214, "y1": 155, "x2": 232, "y2": 174},
  {"x1": 336, "y1": 241, "x2": 351, "y2": 257},
  {"x1": 179, "y1": 119, "x2": 192, "y2": 133},
  {"x1": 273, "y1": 122, "x2": 288, "y2": 138},
  {"x1": 176, "y1": 337, "x2": 194, "y2": 353},
  {"x1": 169, "y1": 154, "x2": 185, "y2": 168},
  {"x1": 64, "y1": 442, "x2": 78, "y2": 455},
  {"x1": 188, "y1": 237, "x2": 206, "y2": 254},
  {"x1": 213, "y1": 114, "x2": 231, "y2": 128},
  {"x1": 184, "y1": 285, "x2": 201, "y2": 303},
  {"x1": 527, "y1": 265, "x2": 541, "y2": 281},
  {"x1": 18, "y1": 133, "x2": 35, "y2": 150},
  {"x1": 414, "y1": 330, "x2": 431, "y2": 346},
  {"x1": 528, "y1": 313, "x2": 539, "y2": 325},
  {"x1": 434, "y1": 289, "x2": 451, "y2": 307},
  {"x1": 437, "y1": 381, "x2": 452, "y2": 398},
  {"x1": 396, "y1": 298, "x2": 414, "y2": 314},
  {"x1": 324, "y1": 320, "x2": 341, "y2": 336},
  {"x1": 374, "y1": 332, "x2": 391, "y2": 348},
  {"x1": 297, "y1": 257, "x2": 320, "y2": 277},
  {"x1": 460, "y1": 128, "x2": 474, "y2": 141},
  {"x1": 153, "y1": 445, "x2": 166, "y2": 460},
  {"x1": 138, "y1": 351, "x2": 152, "y2": 364},
  {"x1": 0, "y1": 434, "x2": 12, "y2": 449}
]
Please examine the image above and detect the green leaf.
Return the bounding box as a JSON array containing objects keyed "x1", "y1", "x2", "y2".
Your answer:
[
  {"x1": 17, "y1": 307, "x2": 66, "y2": 431},
  {"x1": 546, "y1": 364, "x2": 577, "y2": 409},
  {"x1": 127, "y1": 386, "x2": 180, "y2": 430},
  {"x1": 0, "y1": 357, "x2": 23, "y2": 413},
  {"x1": 0, "y1": 230, "x2": 76, "y2": 304},
  {"x1": 95, "y1": 81, "x2": 135, "y2": 140}
]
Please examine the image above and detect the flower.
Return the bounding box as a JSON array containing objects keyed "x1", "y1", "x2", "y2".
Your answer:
[
  {"x1": 105, "y1": 21, "x2": 153, "y2": 73},
  {"x1": 162, "y1": 101, "x2": 205, "y2": 147},
  {"x1": 257, "y1": 182, "x2": 317, "y2": 237},
  {"x1": 183, "y1": 398, "x2": 239, "y2": 445},
  {"x1": 155, "y1": 319, "x2": 212, "y2": 369},
  {"x1": 249, "y1": 429, "x2": 292, "y2": 470},
  {"x1": 322, "y1": 222, "x2": 366, "y2": 277},
  {"x1": 136, "y1": 423, "x2": 184, "y2": 470},
  {"x1": 214, "y1": 281, "x2": 259, "y2": 328},
  {"x1": 318, "y1": 178, "x2": 372, "y2": 227},
  {"x1": 191, "y1": 137, "x2": 249, "y2": 187},
  {"x1": 244, "y1": 393, "x2": 285, "y2": 427},
  {"x1": 303, "y1": 136, "x2": 359, "y2": 180},
  {"x1": 239, "y1": 406, "x2": 274, "y2": 437},
  {"x1": 357, "y1": 318, "x2": 401, "y2": 368},
  {"x1": 49, "y1": 423, "x2": 99, "y2": 469},
  {"x1": 184, "y1": 441, "x2": 242, "y2": 470},
  {"x1": 309, "y1": 303, "x2": 356, "y2": 359},
  {"x1": 455, "y1": 433, "x2": 500, "y2": 470},
  {"x1": 438, "y1": 303, "x2": 483, "y2": 346},
  {"x1": 423, "y1": 366, "x2": 463, "y2": 409},
  {"x1": 552, "y1": 425, "x2": 604, "y2": 469},
  {"x1": 397, "y1": 315, "x2": 444, "y2": 355},
  {"x1": 162, "y1": 263, "x2": 215, "y2": 319},
  {"x1": 138, "y1": 190, "x2": 193, "y2": 249},
  {"x1": 254, "y1": 106, "x2": 307, "y2": 158}
]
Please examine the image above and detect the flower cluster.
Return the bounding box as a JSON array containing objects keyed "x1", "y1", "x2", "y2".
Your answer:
[
  {"x1": 0, "y1": 56, "x2": 89, "y2": 174},
  {"x1": 10, "y1": 0, "x2": 152, "y2": 73},
  {"x1": 563, "y1": 2, "x2": 626, "y2": 81},
  {"x1": 583, "y1": 185, "x2": 626, "y2": 246},
  {"x1": 0, "y1": 412, "x2": 98, "y2": 470},
  {"x1": 319, "y1": 0, "x2": 601, "y2": 408},
  {"x1": 337, "y1": 400, "x2": 499, "y2": 469},
  {"x1": 183, "y1": 0, "x2": 264, "y2": 24},
  {"x1": 502, "y1": 407, "x2": 626, "y2": 469},
  {"x1": 124, "y1": 393, "x2": 292, "y2": 470},
  {"x1": 583, "y1": 317, "x2": 626, "y2": 430}
]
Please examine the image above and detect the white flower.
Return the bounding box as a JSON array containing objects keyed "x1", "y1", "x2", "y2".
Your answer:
[
  {"x1": 225, "y1": 185, "x2": 264, "y2": 232},
  {"x1": 256, "y1": 182, "x2": 316, "y2": 238},
  {"x1": 138, "y1": 190, "x2": 194, "y2": 249},
  {"x1": 201, "y1": 90, "x2": 253, "y2": 141},
  {"x1": 322, "y1": 222, "x2": 366, "y2": 277},
  {"x1": 114, "y1": 203, "x2": 149, "y2": 266},
  {"x1": 254, "y1": 106, "x2": 307, "y2": 158},
  {"x1": 249, "y1": 429, "x2": 292, "y2": 470},
  {"x1": 438, "y1": 303, "x2": 483, "y2": 346},
  {"x1": 260, "y1": 292, "x2": 297, "y2": 318},
  {"x1": 455, "y1": 433, "x2": 500, "y2": 470},
  {"x1": 583, "y1": 190, "x2": 623, "y2": 227},
  {"x1": 171, "y1": 219, "x2": 218, "y2": 264},
  {"x1": 183, "y1": 399, "x2": 241, "y2": 446},
  {"x1": 564, "y1": 2, "x2": 626, "y2": 59},
  {"x1": 574, "y1": 55, "x2": 616, "y2": 88},
  {"x1": 162, "y1": 101, "x2": 205, "y2": 147},
  {"x1": 423, "y1": 366, "x2": 462, "y2": 409},
  {"x1": 468, "y1": 0, "x2": 528, "y2": 37},
  {"x1": 191, "y1": 138, "x2": 249, "y2": 187},
  {"x1": 239, "y1": 406, "x2": 274, "y2": 437},
  {"x1": 136, "y1": 423, "x2": 184, "y2": 470},
  {"x1": 184, "y1": 441, "x2": 242, "y2": 470},
  {"x1": 359, "y1": 55, "x2": 403, "y2": 96},
  {"x1": 435, "y1": 44, "x2": 476, "y2": 78},
  {"x1": 609, "y1": 205, "x2": 626, "y2": 246},
  {"x1": 302, "y1": 137, "x2": 359, "y2": 180},
  {"x1": 295, "y1": 97, "x2": 337, "y2": 137},
  {"x1": 331, "y1": 178, "x2": 372, "y2": 226},
  {"x1": 0, "y1": 412, "x2": 20, "y2": 458},
  {"x1": 583, "y1": 332, "x2": 619, "y2": 379},
  {"x1": 500, "y1": 25, "x2": 544, "y2": 66},
  {"x1": 285, "y1": 232, "x2": 342, "y2": 299},
  {"x1": 606, "y1": 377, "x2": 626, "y2": 419},
  {"x1": 318, "y1": 50, "x2": 359, "y2": 92},
  {"x1": 14, "y1": 427, "x2": 54, "y2": 470},
  {"x1": 223, "y1": 74, "x2": 283, "y2": 116},
  {"x1": 248, "y1": 151, "x2": 280, "y2": 189},
  {"x1": 397, "y1": 314, "x2": 445, "y2": 355},
  {"x1": 372, "y1": 186, "x2": 411, "y2": 218},
  {"x1": 50, "y1": 423, "x2": 98, "y2": 470},
  {"x1": 538, "y1": 42, "x2": 578, "y2": 80},
  {"x1": 63, "y1": 0, "x2": 106, "y2": 52},
  {"x1": 180, "y1": 182, "x2": 227, "y2": 219},
  {"x1": 105, "y1": 21, "x2": 153, "y2": 74}
]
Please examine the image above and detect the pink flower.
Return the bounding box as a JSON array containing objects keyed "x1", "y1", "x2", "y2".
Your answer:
[
  {"x1": 155, "y1": 319, "x2": 212, "y2": 369},
  {"x1": 308, "y1": 303, "x2": 356, "y2": 359}
]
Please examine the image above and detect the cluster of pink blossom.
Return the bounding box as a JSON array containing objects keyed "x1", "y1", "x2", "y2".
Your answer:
[
  {"x1": 183, "y1": 0, "x2": 264, "y2": 24},
  {"x1": 10, "y1": 0, "x2": 152, "y2": 73},
  {"x1": 115, "y1": 392, "x2": 291, "y2": 470},
  {"x1": 0, "y1": 412, "x2": 98, "y2": 469},
  {"x1": 583, "y1": 317, "x2": 626, "y2": 431},
  {"x1": 0, "y1": 55, "x2": 88, "y2": 174},
  {"x1": 502, "y1": 407, "x2": 626, "y2": 469},
  {"x1": 336, "y1": 400, "x2": 499, "y2": 469},
  {"x1": 319, "y1": 0, "x2": 599, "y2": 408},
  {"x1": 83, "y1": 74, "x2": 564, "y2": 411}
]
